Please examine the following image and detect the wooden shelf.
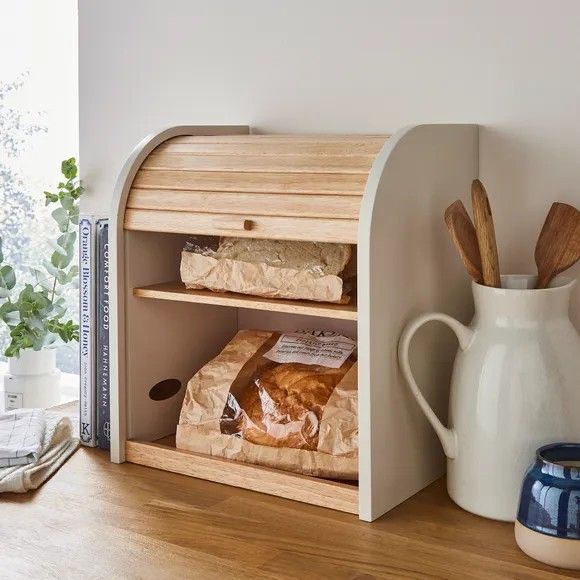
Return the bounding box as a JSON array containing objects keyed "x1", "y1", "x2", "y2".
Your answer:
[
  {"x1": 133, "y1": 282, "x2": 358, "y2": 320},
  {"x1": 125, "y1": 437, "x2": 358, "y2": 514}
]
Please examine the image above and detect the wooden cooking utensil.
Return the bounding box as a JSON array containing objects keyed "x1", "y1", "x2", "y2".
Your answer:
[
  {"x1": 444, "y1": 200, "x2": 483, "y2": 283},
  {"x1": 471, "y1": 179, "x2": 501, "y2": 287},
  {"x1": 534, "y1": 202, "x2": 580, "y2": 289}
]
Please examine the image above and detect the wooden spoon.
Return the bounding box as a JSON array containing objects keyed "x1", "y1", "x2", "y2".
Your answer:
[
  {"x1": 534, "y1": 202, "x2": 580, "y2": 289},
  {"x1": 471, "y1": 179, "x2": 501, "y2": 287},
  {"x1": 444, "y1": 200, "x2": 483, "y2": 283}
]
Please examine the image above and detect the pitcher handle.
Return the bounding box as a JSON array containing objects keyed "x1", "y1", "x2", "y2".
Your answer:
[{"x1": 398, "y1": 313, "x2": 474, "y2": 460}]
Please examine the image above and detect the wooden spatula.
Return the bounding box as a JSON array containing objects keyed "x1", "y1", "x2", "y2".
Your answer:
[
  {"x1": 444, "y1": 200, "x2": 483, "y2": 283},
  {"x1": 471, "y1": 179, "x2": 501, "y2": 287},
  {"x1": 534, "y1": 202, "x2": 580, "y2": 289}
]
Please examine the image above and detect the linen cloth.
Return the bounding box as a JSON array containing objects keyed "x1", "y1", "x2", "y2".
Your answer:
[
  {"x1": 0, "y1": 409, "x2": 45, "y2": 467},
  {"x1": 0, "y1": 409, "x2": 79, "y2": 493}
]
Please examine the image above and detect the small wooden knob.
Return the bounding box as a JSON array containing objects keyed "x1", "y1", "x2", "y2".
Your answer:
[{"x1": 243, "y1": 219, "x2": 254, "y2": 231}]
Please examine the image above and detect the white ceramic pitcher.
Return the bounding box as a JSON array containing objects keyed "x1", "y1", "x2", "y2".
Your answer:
[{"x1": 398, "y1": 275, "x2": 580, "y2": 521}]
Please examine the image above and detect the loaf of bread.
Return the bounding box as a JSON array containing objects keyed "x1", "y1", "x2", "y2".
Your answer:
[
  {"x1": 176, "y1": 329, "x2": 358, "y2": 479},
  {"x1": 237, "y1": 360, "x2": 354, "y2": 450},
  {"x1": 181, "y1": 237, "x2": 353, "y2": 303}
]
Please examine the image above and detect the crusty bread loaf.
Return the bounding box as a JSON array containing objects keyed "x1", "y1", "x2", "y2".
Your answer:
[{"x1": 238, "y1": 360, "x2": 354, "y2": 450}]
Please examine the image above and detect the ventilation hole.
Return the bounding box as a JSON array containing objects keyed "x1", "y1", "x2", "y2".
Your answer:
[{"x1": 149, "y1": 378, "x2": 182, "y2": 401}]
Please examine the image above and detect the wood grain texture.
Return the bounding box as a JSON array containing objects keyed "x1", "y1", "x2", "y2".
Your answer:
[
  {"x1": 1, "y1": 437, "x2": 577, "y2": 578},
  {"x1": 535, "y1": 202, "x2": 580, "y2": 288},
  {"x1": 157, "y1": 136, "x2": 387, "y2": 155},
  {"x1": 132, "y1": 169, "x2": 369, "y2": 195},
  {"x1": 125, "y1": 438, "x2": 358, "y2": 514},
  {"x1": 124, "y1": 209, "x2": 359, "y2": 243},
  {"x1": 444, "y1": 199, "x2": 483, "y2": 283},
  {"x1": 169, "y1": 133, "x2": 388, "y2": 143},
  {"x1": 127, "y1": 188, "x2": 361, "y2": 219},
  {"x1": 134, "y1": 282, "x2": 357, "y2": 320},
  {"x1": 471, "y1": 179, "x2": 501, "y2": 287},
  {"x1": 142, "y1": 153, "x2": 375, "y2": 174}
]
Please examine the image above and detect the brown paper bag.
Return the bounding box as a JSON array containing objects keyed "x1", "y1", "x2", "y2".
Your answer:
[
  {"x1": 180, "y1": 238, "x2": 353, "y2": 303},
  {"x1": 176, "y1": 330, "x2": 358, "y2": 479}
]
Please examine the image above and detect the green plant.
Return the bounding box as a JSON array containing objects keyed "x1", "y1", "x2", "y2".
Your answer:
[{"x1": 0, "y1": 158, "x2": 83, "y2": 357}]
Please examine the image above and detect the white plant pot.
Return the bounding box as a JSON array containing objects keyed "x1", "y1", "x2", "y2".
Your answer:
[{"x1": 3, "y1": 349, "x2": 61, "y2": 410}]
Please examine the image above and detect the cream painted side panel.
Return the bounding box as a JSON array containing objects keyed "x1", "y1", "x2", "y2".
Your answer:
[{"x1": 358, "y1": 124, "x2": 479, "y2": 521}]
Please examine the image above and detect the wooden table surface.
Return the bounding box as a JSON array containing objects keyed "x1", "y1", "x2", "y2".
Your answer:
[{"x1": 2, "y1": 442, "x2": 579, "y2": 579}]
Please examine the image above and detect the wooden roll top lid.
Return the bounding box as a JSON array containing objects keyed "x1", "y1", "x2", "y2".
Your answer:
[{"x1": 124, "y1": 134, "x2": 388, "y2": 243}]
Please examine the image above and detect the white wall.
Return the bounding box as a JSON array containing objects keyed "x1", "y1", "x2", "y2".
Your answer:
[
  {"x1": 1, "y1": 0, "x2": 78, "y2": 190},
  {"x1": 79, "y1": 0, "x2": 580, "y2": 321}
]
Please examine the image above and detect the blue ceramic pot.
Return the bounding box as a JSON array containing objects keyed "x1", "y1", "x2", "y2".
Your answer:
[{"x1": 517, "y1": 443, "x2": 580, "y2": 539}]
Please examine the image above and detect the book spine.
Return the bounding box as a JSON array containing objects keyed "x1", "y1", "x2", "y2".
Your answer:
[
  {"x1": 79, "y1": 217, "x2": 97, "y2": 446},
  {"x1": 96, "y1": 219, "x2": 110, "y2": 450}
]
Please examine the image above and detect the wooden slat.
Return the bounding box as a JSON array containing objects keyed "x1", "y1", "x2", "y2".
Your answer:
[
  {"x1": 125, "y1": 439, "x2": 359, "y2": 514},
  {"x1": 132, "y1": 169, "x2": 368, "y2": 195},
  {"x1": 171, "y1": 134, "x2": 387, "y2": 143},
  {"x1": 142, "y1": 153, "x2": 375, "y2": 174},
  {"x1": 127, "y1": 189, "x2": 361, "y2": 219},
  {"x1": 157, "y1": 139, "x2": 386, "y2": 156},
  {"x1": 124, "y1": 209, "x2": 359, "y2": 243},
  {"x1": 133, "y1": 282, "x2": 357, "y2": 320}
]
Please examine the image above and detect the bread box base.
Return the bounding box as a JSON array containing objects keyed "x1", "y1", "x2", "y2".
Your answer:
[{"x1": 126, "y1": 437, "x2": 358, "y2": 514}]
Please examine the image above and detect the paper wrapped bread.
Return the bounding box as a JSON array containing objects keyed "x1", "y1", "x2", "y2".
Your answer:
[
  {"x1": 180, "y1": 237, "x2": 353, "y2": 303},
  {"x1": 176, "y1": 330, "x2": 358, "y2": 479}
]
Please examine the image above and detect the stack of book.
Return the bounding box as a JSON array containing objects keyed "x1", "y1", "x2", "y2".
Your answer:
[{"x1": 79, "y1": 216, "x2": 110, "y2": 449}]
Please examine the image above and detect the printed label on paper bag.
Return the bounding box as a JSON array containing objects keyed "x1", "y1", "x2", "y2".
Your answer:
[
  {"x1": 4, "y1": 392, "x2": 23, "y2": 411},
  {"x1": 263, "y1": 331, "x2": 356, "y2": 369}
]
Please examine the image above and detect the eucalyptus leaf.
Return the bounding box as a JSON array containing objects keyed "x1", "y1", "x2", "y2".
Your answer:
[
  {"x1": 37, "y1": 278, "x2": 54, "y2": 293},
  {"x1": 29, "y1": 267, "x2": 51, "y2": 287},
  {"x1": 56, "y1": 269, "x2": 68, "y2": 285},
  {"x1": 0, "y1": 302, "x2": 18, "y2": 318},
  {"x1": 51, "y1": 249, "x2": 73, "y2": 269},
  {"x1": 57, "y1": 231, "x2": 76, "y2": 251},
  {"x1": 3, "y1": 311, "x2": 20, "y2": 326},
  {"x1": 0, "y1": 265, "x2": 16, "y2": 290},
  {"x1": 48, "y1": 239, "x2": 68, "y2": 256},
  {"x1": 51, "y1": 207, "x2": 69, "y2": 232},
  {"x1": 44, "y1": 191, "x2": 59, "y2": 205},
  {"x1": 60, "y1": 194, "x2": 74, "y2": 210},
  {"x1": 69, "y1": 204, "x2": 79, "y2": 220},
  {"x1": 43, "y1": 259, "x2": 58, "y2": 277},
  {"x1": 27, "y1": 316, "x2": 44, "y2": 331},
  {"x1": 52, "y1": 304, "x2": 66, "y2": 318}
]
